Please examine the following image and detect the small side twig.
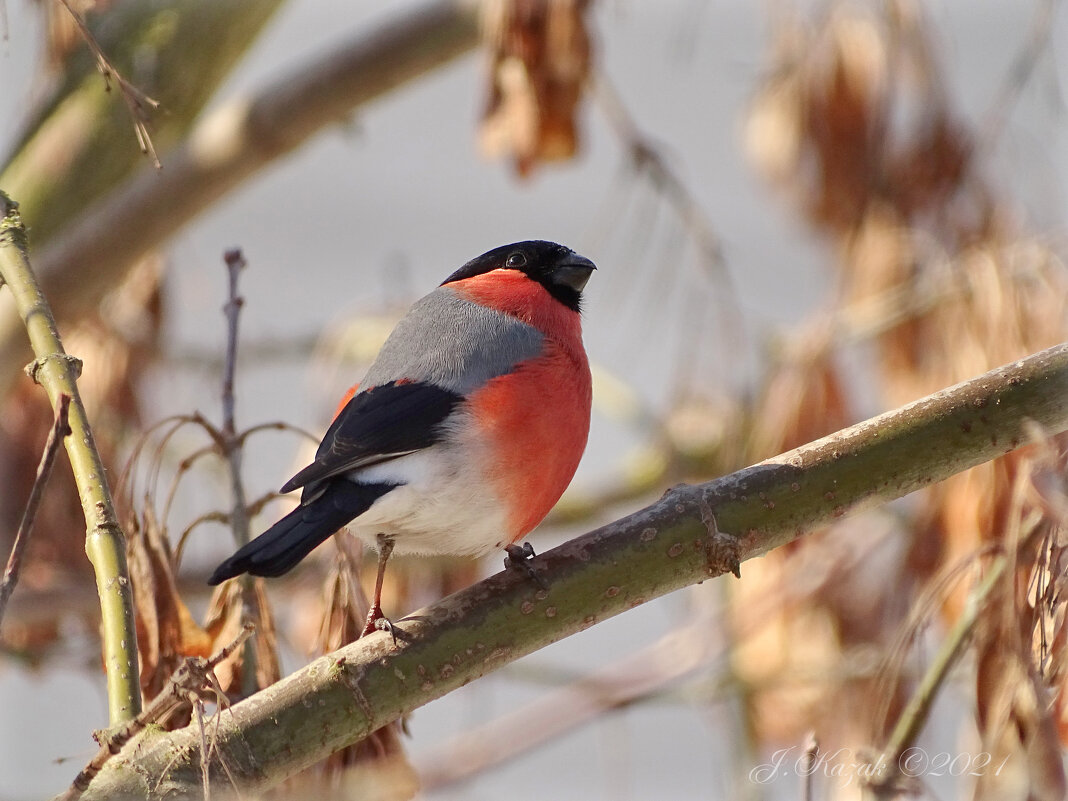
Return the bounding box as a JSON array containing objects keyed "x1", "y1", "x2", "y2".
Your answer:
[
  {"x1": 56, "y1": 0, "x2": 161, "y2": 167},
  {"x1": 592, "y1": 73, "x2": 726, "y2": 277},
  {"x1": 0, "y1": 394, "x2": 72, "y2": 630},
  {"x1": 58, "y1": 623, "x2": 255, "y2": 801}
]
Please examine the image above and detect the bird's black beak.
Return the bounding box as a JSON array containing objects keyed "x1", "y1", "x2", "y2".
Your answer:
[{"x1": 552, "y1": 252, "x2": 597, "y2": 292}]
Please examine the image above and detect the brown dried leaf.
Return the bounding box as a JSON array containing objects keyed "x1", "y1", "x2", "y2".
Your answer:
[
  {"x1": 479, "y1": 0, "x2": 592, "y2": 176},
  {"x1": 202, "y1": 577, "x2": 281, "y2": 700},
  {"x1": 748, "y1": 327, "x2": 852, "y2": 460},
  {"x1": 741, "y1": 3, "x2": 1068, "y2": 772},
  {"x1": 127, "y1": 502, "x2": 212, "y2": 709}
]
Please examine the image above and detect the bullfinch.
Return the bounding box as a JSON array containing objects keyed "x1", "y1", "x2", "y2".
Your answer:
[{"x1": 208, "y1": 240, "x2": 595, "y2": 636}]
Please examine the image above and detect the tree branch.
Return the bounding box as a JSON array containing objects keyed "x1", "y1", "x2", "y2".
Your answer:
[
  {"x1": 73, "y1": 341, "x2": 1068, "y2": 798},
  {"x1": 0, "y1": 0, "x2": 481, "y2": 391},
  {"x1": 0, "y1": 192, "x2": 142, "y2": 724},
  {"x1": 57, "y1": 623, "x2": 255, "y2": 801},
  {"x1": 0, "y1": 393, "x2": 72, "y2": 629}
]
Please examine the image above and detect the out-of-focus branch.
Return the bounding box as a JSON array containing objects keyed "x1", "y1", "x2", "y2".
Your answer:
[
  {"x1": 73, "y1": 342, "x2": 1068, "y2": 798},
  {"x1": 591, "y1": 73, "x2": 738, "y2": 333},
  {"x1": 979, "y1": 0, "x2": 1058, "y2": 148},
  {"x1": 0, "y1": 0, "x2": 481, "y2": 392},
  {"x1": 415, "y1": 606, "x2": 724, "y2": 789},
  {"x1": 0, "y1": 192, "x2": 141, "y2": 724},
  {"x1": 2, "y1": 0, "x2": 285, "y2": 246},
  {"x1": 592, "y1": 73, "x2": 725, "y2": 277},
  {"x1": 56, "y1": 0, "x2": 161, "y2": 166}
]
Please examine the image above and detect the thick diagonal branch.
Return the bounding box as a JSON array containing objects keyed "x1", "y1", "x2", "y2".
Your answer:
[{"x1": 74, "y1": 342, "x2": 1068, "y2": 799}]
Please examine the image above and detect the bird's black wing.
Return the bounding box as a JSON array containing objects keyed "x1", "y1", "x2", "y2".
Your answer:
[{"x1": 280, "y1": 381, "x2": 463, "y2": 494}]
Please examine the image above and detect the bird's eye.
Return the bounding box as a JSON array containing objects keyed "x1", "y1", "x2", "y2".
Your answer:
[{"x1": 506, "y1": 252, "x2": 528, "y2": 268}]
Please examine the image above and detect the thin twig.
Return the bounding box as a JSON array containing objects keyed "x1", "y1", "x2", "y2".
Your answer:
[
  {"x1": 220, "y1": 248, "x2": 259, "y2": 698},
  {"x1": 221, "y1": 250, "x2": 245, "y2": 452},
  {"x1": 868, "y1": 557, "x2": 1009, "y2": 796},
  {"x1": 867, "y1": 539, "x2": 1002, "y2": 741},
  {"x1": 592, "y1": 73, "x2": 727, "y2": 276},
  {"x1": 801, "y1": 731, "x2": 818, "y2": 801},
  {"x1": 979, "y1": 0, "x2": 1058, "y2": 150},
  {"x1": 193, "y1": 697, "x2": 211, "y2": 801},
  {"x1": 0, "y1": 394, "x2": 72, "y2": 629},
  {"x1": 174, "y1": 491, "x2": 286, "y2": 567},
  {"x1": 220, "y1": 250, "x2": 251, "y2": 550},
  {"x1": 56, "y1": 0, "x2": 161, "y2": 167},
  {"x1": 58, "y1": 623, "x2": 255, "y2": 801},
  {"x1": 590, "y1": 71, "x2": 744, "y2": 396}
]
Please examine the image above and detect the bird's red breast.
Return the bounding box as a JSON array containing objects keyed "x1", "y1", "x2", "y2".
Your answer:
[
  {"x1": 467, "y1": 342, "x2": 591, "y2": 538},
  {"x1": 451, "y1": 268, "x2": 592, "y2": 539}
]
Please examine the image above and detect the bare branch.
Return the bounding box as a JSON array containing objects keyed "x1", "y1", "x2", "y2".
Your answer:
[
  {"x1": 0, "y1": 0, "x2": 481, "y2": 392},
  {"x1": 0, "y1": 393, "x2": 71, "y2": 629},
  {"x1": 868, "y1": 557, "x2": 1009, "y2": 796}
]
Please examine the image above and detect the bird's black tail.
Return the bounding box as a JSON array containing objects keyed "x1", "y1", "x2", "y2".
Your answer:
[{"x1": 207, "y1": 480, "x2": 396, "y2": 584}]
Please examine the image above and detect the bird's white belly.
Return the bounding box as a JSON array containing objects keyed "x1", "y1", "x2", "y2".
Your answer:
[{"x1": 344, "y1": 448, "x2": 509, "y2": 557}]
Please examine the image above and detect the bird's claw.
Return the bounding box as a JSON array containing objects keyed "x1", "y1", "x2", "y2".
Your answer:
[
  {"x1": 504, "y1": 542, "x2": 548, "y2": 590},
  {"x1": 360, "y1": 605, "x2": 397, "y2": 644},
  {"x1": 374, "y1": 616, "x2": 398, "y2": 645}
]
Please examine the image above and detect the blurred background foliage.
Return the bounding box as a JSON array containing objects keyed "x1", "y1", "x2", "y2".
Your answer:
[{"x1": 1, "y1": 1, "x2": 1067, "y2": 799}]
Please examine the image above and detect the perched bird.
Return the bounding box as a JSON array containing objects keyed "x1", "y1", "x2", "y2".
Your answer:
[{"x1": 208, "y1": 240, "x2": 595, "y2": 637}]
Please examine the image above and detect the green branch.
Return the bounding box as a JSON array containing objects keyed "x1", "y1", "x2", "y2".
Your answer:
[
  {"x1": 0, "y1": 192, "x2": 141, "y2": 724},
  {"x1": 74, "y1": 341, "x2": 1068, "y2": 797}
]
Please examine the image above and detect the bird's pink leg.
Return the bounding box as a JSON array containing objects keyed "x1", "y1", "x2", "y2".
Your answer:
[{"x1": 360, "y1": 534, "x2": 395, "y2": 638}]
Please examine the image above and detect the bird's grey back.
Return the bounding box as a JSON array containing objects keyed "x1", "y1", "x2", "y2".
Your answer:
[{"x1": 360, "y1": 287, "x2": 544, "y2": 393}]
